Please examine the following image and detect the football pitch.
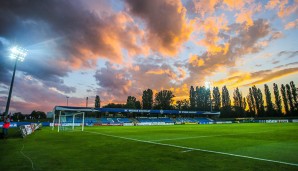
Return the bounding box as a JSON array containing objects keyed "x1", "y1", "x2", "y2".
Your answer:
[{"x1": 1, "y1": 123, "x2": 298, "y2": 171}]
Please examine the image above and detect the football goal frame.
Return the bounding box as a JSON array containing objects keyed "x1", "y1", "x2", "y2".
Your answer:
[{"x1": 52, "y1": 111, "x2": 85, "y2": 132}]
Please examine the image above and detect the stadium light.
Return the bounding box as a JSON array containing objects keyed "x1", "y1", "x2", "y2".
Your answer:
[
  {"x1": 4, "y1": 46, "x2": 28, "y2": 116},
  {"x1": 66, "y1": 96, "x2": 69, "y2": 106},
  {"x1": 205, "y1": 81, "x2": 213, "y2": 112}
]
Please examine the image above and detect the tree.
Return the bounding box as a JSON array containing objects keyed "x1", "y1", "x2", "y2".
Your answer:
[
  {"x1": 264, "y1": 84, "x2": 274, "y2": 117},
  {"x1": 242, "y1": 97, "x2": 247, "y2": 112},
  {"x1": 233, "y1": 88, "x2": 243, "y2": 108},
  {"x1": 252, "y1": 86, "x2": 260, "y2": 116},
  {"x1": 212, "y1": 87, "x2": 221, "y2": 111},
  {"x1": 222, "y1": 86, "x2": 231, "y2": 107},
  {"x1": 273, "y1": 83, "x2": 282, "y2": 116},
  {"x1": 154, "y1": 90, "x2": 175, "y2": 109},
  {"x1": 281, "y1": 84, "x2": 289, "y2": 115},
  {"x1": 246, "y1": 88, "x2": 256, "y2": 116},
  {"x1": 189, "y1": 86, "x2": 196, "y2": 110},
  {"x1": 142, "y1": 89, "x2": 153, "y2": 109},
  {"x1": 257, "y1": 88, "x2": 265, "y2": 117},
  {"x1": 30, "y1": 110, "x2": 46, "y2": 119},
  {"x1": 196, "y1": 86, "x2": 205, "y2": 110},
  {"x1": 290, "y1": 81, "x2": 298, "y2": 114},
  {"x1": 233, "y1": 87, "x2": 245, "y2": 117},
  {"x1": 126, "y1": 96, "x2": 137, "y2": 109},
  {"x1": 95, "y1": 95, "x2": 100, "y2": 108},
  {"x1": 251, "y1": 86, "x2": 265, "y2": 117},
  {"x1": 135, "y1": 101, "x2": 141, "y2": 109},
  {"x1": 12, "y1": 112, "x2": 25, "y2": 121},
  {"x1": 176, "y1": 99, "x2": 190, "y2": 110},
  {"x1": 103, "y1": 103, "x2": 125, "y2": 108},
  {"x1": 290, "y1": 81, "x2": 297, "y2": 104},
  {"x1": 176, "y1": 100, "x2": 182, "y2": 110},
  {"x1": 286, "y1": 84, "x2": 295, "y2": 114},
  {"x1": 221, "y1": 86, "x2": 232, "y2": 117}
]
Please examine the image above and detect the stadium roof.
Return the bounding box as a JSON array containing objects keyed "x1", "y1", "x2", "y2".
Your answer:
[{"x1": 54, "y1": 106, "x2": 220, "y2": 115}]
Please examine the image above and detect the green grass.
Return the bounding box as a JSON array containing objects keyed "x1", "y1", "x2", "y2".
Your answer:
[{"x1": 1, "y1": 123, "x2": 298, "y2": 171}]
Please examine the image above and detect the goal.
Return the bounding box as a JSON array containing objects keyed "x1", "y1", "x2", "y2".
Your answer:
[{"x1": 52, "y1": 111, "x2": 85, "y2": 132}]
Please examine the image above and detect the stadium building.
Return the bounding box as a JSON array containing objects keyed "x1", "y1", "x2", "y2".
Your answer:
[{"x1": 52, "y1": 106, "x2": 220, "y2": 126}]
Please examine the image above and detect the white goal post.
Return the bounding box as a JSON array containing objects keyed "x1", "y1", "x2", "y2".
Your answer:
[{"x1": 52, "y1": 111, "x2": 85, "y2": 132}]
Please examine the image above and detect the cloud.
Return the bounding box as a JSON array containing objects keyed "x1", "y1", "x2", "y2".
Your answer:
[
  {"x1": 196, "y1": 14, "x2": 230, "y2": 55},
  {"x1": 235, "y1": 2, "x2": 262, "y2": 28},
  {"x1": 244, "y1": 67, "x2": 298, "y2": 86},
  {"x1": 0, "y1": 0, "x2": 150, "y2": 112},
  {"x1": 222, "y1": 0, "x2": 252, "y2": 10},
  {"x1": 185, "y1": 19, "x2": 273, "y2": 87},
  {"x1": 187, "y1": 0, "x2": 221, "y2": 18},
  {"x1": 285, "y1": 19, "x2": 298, "y2": 30},
  {"x1": 125, "y1": 0, "x2": 193, "y2": 56},
  {"x1": 94, "y1": 62, "x2": 132, "y2": 100},
  {"x1": 214, "y1": 66, "x2": 298, "y2": 88},
  {"x1": 265, "y1": 0, "x2": 298, "y2": 18},
  {"x1": 0, "y1": 75, "x2": 83, "y2": 113},
  {"x1": 189, "y1": 55, "x2": 205, "y2": 67},
  {"x1": 278, "y1": 51, "x2": 298, "y2": 58},
  {"x1": 0, "y1": 0, "x2": 149, "y2": 67}
]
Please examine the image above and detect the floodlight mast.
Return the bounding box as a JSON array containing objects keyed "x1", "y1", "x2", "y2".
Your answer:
[{"x1": 4, "y1": 46, "x2": 27, "y2": 117}]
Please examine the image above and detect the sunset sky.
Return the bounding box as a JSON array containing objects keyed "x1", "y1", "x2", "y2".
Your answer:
[{"x1": 0, "y1": 0, "x2": 297, "y2": 114}]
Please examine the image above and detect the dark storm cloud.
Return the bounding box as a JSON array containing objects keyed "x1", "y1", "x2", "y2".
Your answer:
[
  {"x1": 94, "y1": 62, "x2": 132, "y2": 99},
  {"x1": 125, "y1": 0, "x2": 192, "y2": 55},
  {"x1": 93, "y1": 57, "x2": 180, "y2": 104},
  {"x1": 0, "y1": 0, "x2": 143, "y2": 82}
]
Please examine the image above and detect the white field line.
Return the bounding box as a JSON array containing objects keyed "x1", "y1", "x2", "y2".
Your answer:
[
  {"x1": 151, "y1": 131, "x2": 271, "y2": 142},
  {"x1": 85, "y1": 131, "x2": 298, "y2": 167},
  {"x1": 20, "y1": 144, "x2": 35, "y2": 170},
  {"x1": 181, "y1": 149, "x2": 193, "y2": 153}
]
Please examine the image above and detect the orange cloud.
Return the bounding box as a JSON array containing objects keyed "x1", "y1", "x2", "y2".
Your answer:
[
  {"x1": 236, "y1": 10, "x2": 254, "y2": 28},
  {"x1": 265, "y1": 0, "x2": 280, "y2": 9},
  {"x1": 145, "y1": 68, "x2": 177, "y2": 81},
  {"x1": 235, "y1": 2, "x2": 262, "y2": 29},
  {"x1": 215, "y1": 67, "x2": 298, "y2": 88},
  {"x1": 266, "y1": 0, "x2": 298, "y2": 18},
  {"x1": 189, "y1": 55, "x2": 205, "y2": 67},
  {"x1": 285, "y1": 19, "x2": 298, "y2": 29},
  {"x1": 223, "y1": 0, "x2": 253, "y2": 10},
  {"x1": 245, "y1": 67, "x2": 298, "y2": 86},
  {"x1": 197, "y1": 14, "x2": 229, "y2": 54},
  {"x1": 192, "y1": 0, "x2": 220, "y2": 17}
]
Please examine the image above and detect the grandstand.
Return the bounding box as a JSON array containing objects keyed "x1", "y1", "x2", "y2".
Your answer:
[{"x1": 51, "y1": 106, "x2": 219, "y2": 127}]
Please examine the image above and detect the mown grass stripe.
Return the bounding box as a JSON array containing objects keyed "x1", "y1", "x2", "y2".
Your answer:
[
  {"x1": 85, "y1": 130, "x2": 298, "y2": 167},
  {"x1": 151, "y1": 131, "x2": 271, "y2": 142}
]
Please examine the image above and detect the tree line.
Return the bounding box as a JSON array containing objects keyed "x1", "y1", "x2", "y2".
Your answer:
[
  {"x1": 1, "y1": 110, "x2": 47, "y2": 122},
  {"x1": 98, "y1": 81, "x2": 298, "y2": 118}
]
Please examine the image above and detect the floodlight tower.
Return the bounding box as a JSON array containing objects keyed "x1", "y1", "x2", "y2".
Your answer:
[
  {"x1": 4, "y1": 46, "x2": 28, "y2": 116},
  {"x1": 66, "y1": 96, "x2": 69, "y2": 106},
  {"x1": 205, "y1": 81, "x2": 213, "y2": 112}
]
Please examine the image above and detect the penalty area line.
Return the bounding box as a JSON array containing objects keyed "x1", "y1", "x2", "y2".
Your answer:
[{"x1": 85, "y1": 131, "x2": 298, "y2": 167}]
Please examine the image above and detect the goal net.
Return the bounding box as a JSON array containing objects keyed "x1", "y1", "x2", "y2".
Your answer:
[{"x1": 52, "y1": 111, "x2": 85, "y2": 132}]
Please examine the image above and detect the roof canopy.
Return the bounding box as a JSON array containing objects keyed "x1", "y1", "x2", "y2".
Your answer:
[{"x1": 54, "y1": 106, "x2": 220, "y2": 115}]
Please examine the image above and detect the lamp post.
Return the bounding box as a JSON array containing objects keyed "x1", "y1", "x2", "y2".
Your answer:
[
  {"x1": 4, "y1": 46, "x2": 27, "y2": 117},
  {"x1": 205, "y1": 81, "x2": 213, "y2": 112},
  {"x1": 66, "y1": 96, "x2": 69, "y2": 106},
  {"x1": 86, "y1": 97, "x2": 88, "y2": 108}
]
